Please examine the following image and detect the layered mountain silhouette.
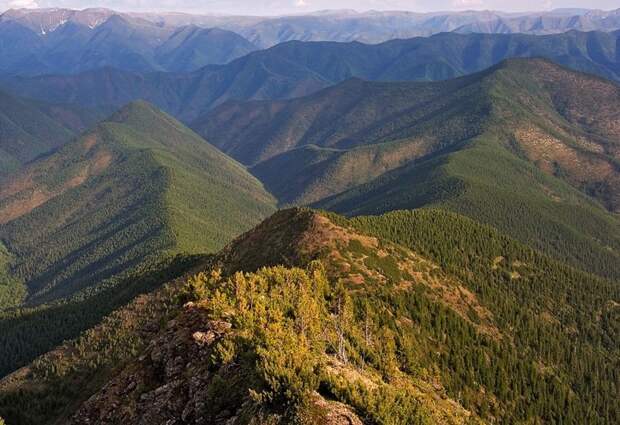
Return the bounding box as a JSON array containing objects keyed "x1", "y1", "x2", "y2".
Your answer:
[
  {"x1": 0, "y1": 9, "x2": 258, "y2": 75},
  {"x1": 4, "y1": 7, "x2": 620, "y2": 50},
  {"x1": 0, "y1": 12, "x2": 618, "y2": 425},
  {"x1": 199, "y1": 59, "x2": 620, "y2": 279},
  {"x1": 3, "y1": 30, "x2": 619, "y2": 125}
]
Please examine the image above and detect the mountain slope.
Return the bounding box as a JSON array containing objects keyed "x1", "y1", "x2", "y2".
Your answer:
[
  {"x1": 155, "y1": 25, "x2": 258, "y2": 71},
  {"x1": 0, "y1": 101, "x2": 276, "y2": 306},
  {"x1": 1, "y1": 208, "x2": 617, "y2": 425},
  {"x1": 0, "y1": 90, "x2": 71, "y2": 174},
  {"x1": 4, "y1": 30, "x2": 620, "y2": 123},
  {"x1": 199, "y1": 59, "x2": 620, "y2": 279}
]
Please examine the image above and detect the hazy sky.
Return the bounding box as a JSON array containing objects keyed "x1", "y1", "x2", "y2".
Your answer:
[{"x1": 1, "y1": 0, "x2": 618, "y2": 15}]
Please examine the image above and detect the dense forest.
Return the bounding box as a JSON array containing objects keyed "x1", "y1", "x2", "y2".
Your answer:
[
  {"x1": 0, "y1": 101, "x2": 275, "y2": 308},
  {"x1": 1, "y1": 208, "x2": 617, "y2": 424},
  {"x1": 328, "y1": 209, "x2": 619, "y2": 423},
  {"x1": 0, "y1": 255, "x2": 205, "y2": 378}
]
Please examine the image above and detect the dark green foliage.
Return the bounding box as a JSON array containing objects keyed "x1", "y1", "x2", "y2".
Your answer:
[
  {"x1": 0, "y1": 101, "x2": 276, "y2": 396},
  {"x1": 0, "y1": 242, "x2": 26, "y2": 309},
  {"x1": 0, "y1": 90, "x2": 79, "y2": 175},
  {"x1": 0, "y1": 254, "x2": 204, "y2": 379},
  {"x1": 0, "y1": 254, "x2": 204, "y2": 424},
  {"x1": 198, "y1": 59, "x2": 620, "y2": 281},
  {"x1": 0, "y1": 101, "x2": 276, "y2": 307},
  {"x1": 320, "y1": 134, "x2": 620, "y2": 280},
  {"x1": 1, "y1": 208, "x2": 617, "y2": 424},
  {"x1": 327, "y1": 209, "x2": 620, "y2": 424}
]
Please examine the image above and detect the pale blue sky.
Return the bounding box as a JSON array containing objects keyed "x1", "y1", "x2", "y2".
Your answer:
[{"x1": 1, "y1": 0, "x2": 618, "y2": 15}]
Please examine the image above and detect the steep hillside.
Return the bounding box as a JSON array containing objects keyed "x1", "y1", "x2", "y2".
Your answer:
[
  {"x1": 1, "y1": 209, "x2": 617, "y2": 425},
  {"x1": 0, "y1": 101, "x2": 276, "y2": 307},
  {"x1": 197, "y1": 74, "x2": 490, "y2": 200},
  {"x1": 4, "y1": 30, "x2": 620, "y2": 123},
  {"x1": 199, "y1": 59, "x2": 620, "y2": 279},
  {"x1": 0, "y1": 90, "x2": 80, "y2": 175},
  {"x1": 155, "y1": 26, "x2": 258, "y2": 71},
  {"x1": 0, "y1": 254, "x2": 205, "y2": 378}
]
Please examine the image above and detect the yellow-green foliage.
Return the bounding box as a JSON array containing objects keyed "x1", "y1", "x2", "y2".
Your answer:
[
  {"x1": 186, "y1": 264, "x2": 328, "y2": 407},
  {"x1": 181, "y1": 263, "x2": 432, "y2": 424}
]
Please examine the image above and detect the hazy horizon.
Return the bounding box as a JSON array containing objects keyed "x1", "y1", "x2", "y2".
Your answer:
[{"x1": 1, "y1": 1, "x2": 618, "y2": 17}]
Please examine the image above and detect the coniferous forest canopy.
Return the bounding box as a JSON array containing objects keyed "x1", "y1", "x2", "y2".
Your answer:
[{"x1": 0, "y1": 4, "x2": 618, "y2": 425}]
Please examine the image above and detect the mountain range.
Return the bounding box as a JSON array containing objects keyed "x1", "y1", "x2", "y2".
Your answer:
[
  {"x1": 4, "y1": 7, "x2": 620, "y2": 50},
  {"x1": 2, "y1": 29, "x2": 619, "y2": 125},
  {"x1": 196, "y1": 58, "x2": 620, "y2": 281},
  {"x1": 1, "y1": 8, "x2": 620, "y2": 76},
  {"x1": 0, "y1": 8, "x2": 258, "y2": 75},
  {"x1": 0, "y1": 10, "x2": 618, "y2": 425}
]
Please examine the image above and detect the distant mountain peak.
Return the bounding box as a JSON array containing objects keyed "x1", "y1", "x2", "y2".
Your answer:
[{"x1": 0, "y1": 7, "x2": 116, "y2": 34}]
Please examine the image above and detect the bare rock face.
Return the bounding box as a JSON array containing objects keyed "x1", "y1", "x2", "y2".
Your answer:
[{"x1": 68, "y1": 304, "x2": 234, "y2": 425}]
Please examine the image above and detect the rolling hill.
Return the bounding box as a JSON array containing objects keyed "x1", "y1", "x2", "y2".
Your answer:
[
  {"x1": 3, "y1": 30, "x2": 620, "y2": 124},
  {"x1": 198, "y1": 59, "x2": 620, "y2": 280},
  {"x1": 0, "y1": 101, "x2": 276, "y2": 307},
  {"x1": 0, "y1": 208, "x2": 617, "y2": 424}
]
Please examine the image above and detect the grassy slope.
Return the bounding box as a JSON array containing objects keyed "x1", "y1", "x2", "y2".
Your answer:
[{"x1": 0, "y1": 101, "x2": 276, "y2": 306}]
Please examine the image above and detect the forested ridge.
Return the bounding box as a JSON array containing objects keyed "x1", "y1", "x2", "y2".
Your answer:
[
  {"x1": 0, "y1": 101, "x2": 276, "y2": 308},
  {"x1": 0, "y1": 101, "x2": 276, "y2": 402},
  {"x1": 327, "y1": 208, "x2": 619, "y2": 422},
  {"x1": 0, "y1": 208, "x2": 616, "y2": 424}
]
